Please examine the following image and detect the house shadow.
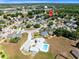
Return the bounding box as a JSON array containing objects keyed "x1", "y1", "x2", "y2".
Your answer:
[
  {"x1": 54, "y1": 54, "x2": 68, "y2": 59},
  {"x1": 71, "y1": 44, "x2": 77, "y2": 48}
]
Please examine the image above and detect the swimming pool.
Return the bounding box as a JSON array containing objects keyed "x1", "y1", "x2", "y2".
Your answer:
[
  {"x1": 43, "y1": 44, "x2": 48, "y2": 50},
  {"x1": 40, "y1": 43, "x2": 49, "y2": 52}
]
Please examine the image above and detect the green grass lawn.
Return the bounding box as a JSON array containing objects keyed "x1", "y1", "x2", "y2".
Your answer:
[
  {"x1": 0, "y1": 45, "x2": 8, "y2": 59},
  {"x1": 34, "y1": 52, "x2": 54, "y2": 59},
  {"x1": 33, "y1": 32, "x2": 42, "y2": 38}
]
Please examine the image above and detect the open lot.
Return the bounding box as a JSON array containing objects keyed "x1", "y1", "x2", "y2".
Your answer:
[
  {"x1": 0, "y1": 34, "x2": 77, "y2": 59},
  {"x1": 46, "y1": 36, "x2": 76, "y2": 59},
  {"x1": 0, "y1": 33, "x2": 31, "y2": 59}
]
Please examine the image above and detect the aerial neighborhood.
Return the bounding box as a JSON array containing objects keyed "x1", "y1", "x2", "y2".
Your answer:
[{"x1": 0, "y1": 4, "x2": 79, "y2": 59}]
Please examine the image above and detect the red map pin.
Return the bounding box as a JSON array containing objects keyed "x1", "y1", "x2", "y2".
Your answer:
[{"x1": 49, "y1": 9, "x2": 53, "y2": 17}]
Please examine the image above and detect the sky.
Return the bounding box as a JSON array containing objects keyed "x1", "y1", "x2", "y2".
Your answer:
[{"x1": 0, "y1": 0, "x2": 79, "y2": 3}]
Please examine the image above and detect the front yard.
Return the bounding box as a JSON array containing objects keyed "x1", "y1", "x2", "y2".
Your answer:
[{"x1": 33, "y1": 32, "x2": 42, "y2": 38}]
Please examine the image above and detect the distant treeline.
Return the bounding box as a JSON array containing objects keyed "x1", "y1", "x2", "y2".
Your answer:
[
  {"x1": 58, "y1": 9, "x2": 79, "y2": 14},
  {"x1": 0, "y1": 3, "x2": 79, "y2": 8}
]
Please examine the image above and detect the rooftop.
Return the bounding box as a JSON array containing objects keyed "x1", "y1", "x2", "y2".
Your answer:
[{"x1": 20, "y1": 36, "x2": 49, "y2": 56}]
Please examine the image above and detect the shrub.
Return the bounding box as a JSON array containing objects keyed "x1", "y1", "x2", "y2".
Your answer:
[
  {"x1": 10, "y1": 37, "x2": 20, "y2": 43},
  {"x1": 1, "y1": 54, "x2": 5, "y2": 58}
]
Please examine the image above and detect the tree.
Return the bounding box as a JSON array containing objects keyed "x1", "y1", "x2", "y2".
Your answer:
[
  {"x1": 53, "y1": 28, "x2": 64, "y2": 36},
  {"x1": 44, "y1": 14, "x2": 49, "y2": 19},
  {"x1": 21, "y1": 14, "x2": 24, "y2": 18},
  {"x1": 17, "y1": 8, "x2": 21, "y2": 11},
  {"x1": 36, "y1": 15, "x2": 40, "y2": 19},
  {"x1": 58, "y1": 13, "x2": 65, "y2": 18},
  {"x1": 15, "y1": 13, "x2": 19, "y2": 17},
  {"x1": 26, "y1": 24, "x2": 31, "y2": 28},
  {"x1": 48, "y1": 21, "x2": 53, "y2": 27},
  {"x1": 7, "y1": 14, "x2": 11, "y2": 16},
  {"x1": 34, "y1": 24, "x2": 40, "y2": 28},
  {"x1": 54, "y1": 28, "x2": 79, "y2": 40},
  {"x1": 13, "y1": 26, "x2": 17, "y2": 29},
  {"x1": 28, "y1": 11, "x2": 33, "y2": 15},
  {"x1": 11, "y1": 14, "x2": 16, "y2": 17},
  {"x1": 3, "y1": 15, "x2": 8, "y2": 19},
  {"x1": 33, "y1": 10, "x2": 40, "y2": 14}
]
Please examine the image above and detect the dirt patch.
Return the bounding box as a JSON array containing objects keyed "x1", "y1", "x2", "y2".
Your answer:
[
  {"x1": 18, "y1": 33, "x2": 28, "y2": 46},
  {"x1": 1, "y1": 43, "x2": 31, "y2": 59},
  {"x1": 45, "y1": 36, "x2": 76, "y2": 59}
]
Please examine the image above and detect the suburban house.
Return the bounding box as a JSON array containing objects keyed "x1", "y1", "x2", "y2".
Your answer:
[{"x1": 20, "y1": 32, "x2": 49, "y2": 56}]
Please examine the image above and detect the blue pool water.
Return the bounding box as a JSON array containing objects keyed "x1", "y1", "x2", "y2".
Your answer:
[{"x1": 43, "y1": 44, "x2": 48, "y2": 50}]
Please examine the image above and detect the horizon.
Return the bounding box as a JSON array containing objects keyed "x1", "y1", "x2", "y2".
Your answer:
[{"x1": 0, "y1": 0, "x2": 79, "y2": 3}]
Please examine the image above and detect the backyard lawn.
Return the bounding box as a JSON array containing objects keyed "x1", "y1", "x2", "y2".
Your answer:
[{"x1": 34, "y1": 52, "x2": 54, "y2": 59}]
